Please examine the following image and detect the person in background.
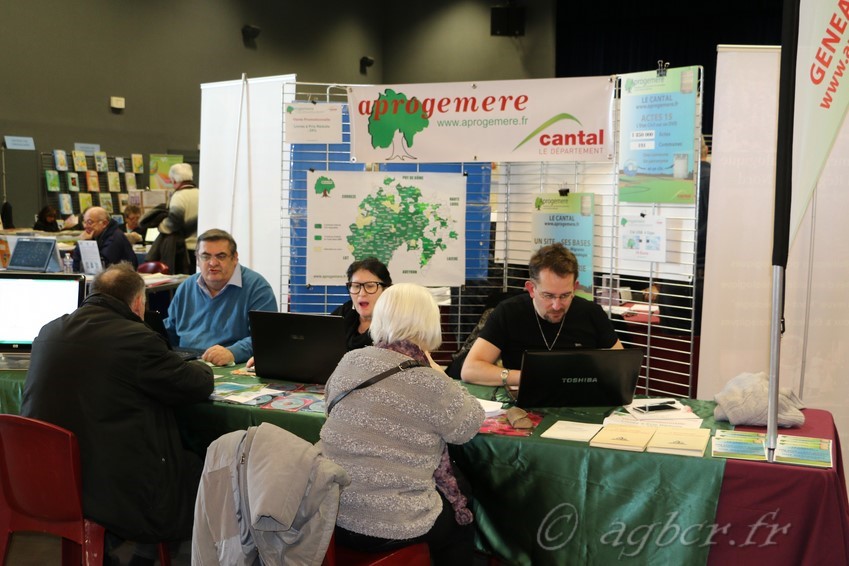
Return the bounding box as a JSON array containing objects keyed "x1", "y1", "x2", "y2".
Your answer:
[
  {"x1": 461, "y1": 243, "x2": 623, "y2": 387},
  {"x1": 165, "y1": 228, "x2": 277, "y2": 366},
  {"x1": 32, "y1": 205, "x2": 78, "y2": 232},
  {"x1": 333, "y1": 257, "x2": 393, "y2": 351},
  {"x1": 319, "y1": 283, "x2": 485, "y2": 565},
  {"x1": 694, "y1": 136, "x2": 711, "y2": 332},
  {"x1": 120, "y1": 204, "x2": 145, "y2": 245},
  {"x1": 158, "y1": 163, "x2": 199, "y2": 272},
  {"x1": 71, "y1": 206, "x2": 138, "y2": 272},
  {"x1": 20, "y1": 263, "x2": 214, "y2": 565}
]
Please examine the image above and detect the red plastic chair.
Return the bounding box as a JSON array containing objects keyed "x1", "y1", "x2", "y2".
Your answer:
[
  {"x1": 322, "y1": 532, "x2": 430, "y2": 566},
  {"x1": 137, "y1": 261, "x2": 170, "y2": 274},
  {"x1": 0, "y1": 414, "x2": 171, "y2": 565}
]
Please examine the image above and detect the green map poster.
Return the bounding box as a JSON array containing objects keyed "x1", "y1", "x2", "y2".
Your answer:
[{"x1": 306, "y1": 170, "x2": 466, "y2": 285}]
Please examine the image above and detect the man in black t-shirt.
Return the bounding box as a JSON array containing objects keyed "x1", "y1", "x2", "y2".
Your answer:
[{"x1": 460, "y1": 243, "x2": 622, "y2": 387}]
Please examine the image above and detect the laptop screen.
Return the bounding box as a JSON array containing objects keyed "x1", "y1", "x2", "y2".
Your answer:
[
  {"x1": 516, "y1": 348, "x2": 644, "y2": 408},
  {"x1": 6, "y1": 238, "x2": 57, "y2": 272},
  {"x1": 0, "y1": 273, "x2": 86, "y2": 351}
]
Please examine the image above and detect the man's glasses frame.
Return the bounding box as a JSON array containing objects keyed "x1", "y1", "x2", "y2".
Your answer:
[
  {"x1": 198, "y1": 253, "x2": 232, "y2": 263},
  {"x1": 534, "y1": 284, "x2": 574, "y2": 302}
]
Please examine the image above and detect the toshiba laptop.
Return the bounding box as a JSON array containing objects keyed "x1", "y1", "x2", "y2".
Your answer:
[
  {"x1": 514, "y1": 348, "x2": 643, "y2": 408},
  {"x1": 249, "y1": 311, "x2": 347, "y2": 384}
]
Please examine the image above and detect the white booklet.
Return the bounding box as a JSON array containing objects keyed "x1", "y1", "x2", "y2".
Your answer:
[
  {"x1": 540, "y1": 420, "x2": 604, "y2": 442},
  {"x1": 590, "y1": 424, "x2": 657, "y2": 452},
  {"x1": 646, "y1": 427, "x2": 711, "y2": 457},
  {"x1": 604, "y1": 412, "x2": 704, "y2": 429}
]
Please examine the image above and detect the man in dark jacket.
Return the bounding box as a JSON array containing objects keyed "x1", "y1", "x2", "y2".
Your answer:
[
  {"x1": 20, "y1": 263, "x2": 214, "y2": 562},
  {"x1": 71, "y1": 206, "x2": 138, "y2": 272}
]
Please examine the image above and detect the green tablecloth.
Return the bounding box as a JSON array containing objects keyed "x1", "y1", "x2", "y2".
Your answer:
[
  {"x1": 176, "y1": 366, "x2": 326, "y2": 452},
  {"x1": 1, "y1": 367, "x2": 728, "y2": 565},
  {"x1": 453, "y1": 398, "x2": 728, "y2": 565},
  {"x1": 0, "y1": 365, "x2": 26, "y2": 414}
]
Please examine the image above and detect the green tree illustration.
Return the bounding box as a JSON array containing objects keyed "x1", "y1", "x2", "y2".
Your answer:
[
  {"x1": 534, "y1": 197, "x2": 544, "y2": 210},
  {"x1": 368, "y1": 89, "x2": 429, "y2": 160},
  {"x1": 314, "y1": 176, "x2": 336, "y2": 197}
]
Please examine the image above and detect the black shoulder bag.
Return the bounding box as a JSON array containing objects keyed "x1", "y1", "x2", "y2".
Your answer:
[{"x1": 327, "y1": 359, "x2": 421, "y2": 414}]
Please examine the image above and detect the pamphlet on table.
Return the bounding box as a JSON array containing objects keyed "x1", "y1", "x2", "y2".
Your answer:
[
  {"x1": 589, "y1": 424, "x2": 657, "y2": 452},
  {"x1": 710, "y1": 430, "x2": 768, "y2": 461},
  {"x1": 540, "y1": 420, "x2": 604, "y2": 442},
  {"x1": 774, "y1": 434, "x2": 833, "y2": 468},
  {"x1": 646, "y1": 427, "x2": 711, "y2": 457}
]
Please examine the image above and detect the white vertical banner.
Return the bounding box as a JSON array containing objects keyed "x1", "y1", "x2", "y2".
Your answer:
[
  {"x1": 791, "y1": 0, "x2": 849, "y2": 243},
  {"x1": 699, "y1": 46, "x2": 781, "y2": 399},
  {"x1": 199, "y1": 74, "x2": 297, "y2": 307}
]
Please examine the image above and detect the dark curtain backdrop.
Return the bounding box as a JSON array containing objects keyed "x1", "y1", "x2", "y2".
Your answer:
[{"x1": 555, "y1": 0, "x2": 783, "y2": 134}]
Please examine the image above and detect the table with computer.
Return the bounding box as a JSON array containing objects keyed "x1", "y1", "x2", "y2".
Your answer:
[
  {"x1": 0, "y1": 234, "x2": 185, "y2": 369},
  {"x1": 1, "y1": 295, "x2": 845, "y2": 564}
]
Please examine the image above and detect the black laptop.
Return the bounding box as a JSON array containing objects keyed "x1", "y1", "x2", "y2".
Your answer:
[
  {"x1": 249, "y1": 310, "x2": 348, "y2": 384},
  {"x1": 514, "y1": 348, "x2": 643, "y2": 408}
]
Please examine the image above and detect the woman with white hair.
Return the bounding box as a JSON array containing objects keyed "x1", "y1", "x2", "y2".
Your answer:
[{"x1": 320, "y1": 283, "x2": 484, "y2": 564}]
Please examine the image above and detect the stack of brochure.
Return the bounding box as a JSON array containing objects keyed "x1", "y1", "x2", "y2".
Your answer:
[
  {"x1": 711, "y1": 430, "x2": 833, "y2": 468},
  {"x1": 589, "y1": 424, "x2": 657, "y2": 452},
  {"x1": 646, "y1": 427, "x2": 711, "y2": 457},
  {"x1": 540, "y1": 420, "x2": 604, "y2": 442},
  {"x1": 710, "y1": 430, "x2": 768, "y2": 461},
  {"x1": 604, "y1": 398, "x2": 704, "y2": 429},
  {"x1": 774, "y1": 435, "x2": 833, "y2": 468}
]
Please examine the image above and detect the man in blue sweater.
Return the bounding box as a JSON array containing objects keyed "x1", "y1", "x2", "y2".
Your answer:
[{"x1": 165, "y1": 229, "x2": 277, "y2": 366}]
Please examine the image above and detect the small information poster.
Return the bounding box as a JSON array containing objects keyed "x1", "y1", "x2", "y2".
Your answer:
[
  {"x1": 617, "y1": 66, "x2": 698, "y2": 204},
  {"x1": 530, "y1": 192, "x2": 594, "y2": 298},
  {"x1": 619, "y1": 215, "x2": 667, "y2": 262},
  {"x1": 78, "y1": 240, "x2": 103, "y2": 275},
  {"x1": 284, "y1": 102, "x2": 344, "y2": 143},
  {"x1": 4, "y1": 136, "x2": 35, "y2": 150}
]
